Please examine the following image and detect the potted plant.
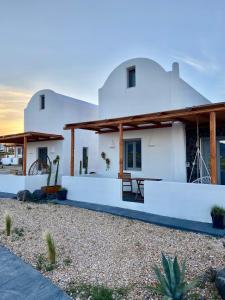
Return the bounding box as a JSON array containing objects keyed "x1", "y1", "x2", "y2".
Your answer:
[
  {"x1": 56, "y1": 188, "x2": 68, "y2": 200},
  {"x1": 211, "y1": 205, "x2": 225, "y2": 229}
]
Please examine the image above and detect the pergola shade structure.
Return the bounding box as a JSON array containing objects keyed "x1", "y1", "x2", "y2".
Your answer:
[
  {"x1": 64, "y1": 102, "x2": 225, "y2": 184},
  {"x1": 0, "y1": 132, "x2": 64, "y2": 175}
]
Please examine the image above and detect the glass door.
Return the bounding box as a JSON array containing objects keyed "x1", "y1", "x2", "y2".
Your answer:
[{"x1": 201, "y1": 138, "x2": 225, "y2": 185}]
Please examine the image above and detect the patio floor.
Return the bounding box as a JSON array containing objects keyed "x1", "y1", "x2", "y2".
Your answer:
[
  {"x1": 122, "y1": 191, "x2": 144, "y2": 203},
  {"x1": 0, "y1": 192, "x2": 224, "y2": 237}
]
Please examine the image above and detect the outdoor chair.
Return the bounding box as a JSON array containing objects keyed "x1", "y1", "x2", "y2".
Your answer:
[{"x1": 118, "y1": 172, "x2": 133, "y2": 193}]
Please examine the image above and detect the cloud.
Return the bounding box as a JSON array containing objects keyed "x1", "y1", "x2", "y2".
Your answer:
[
  {"x1": 0, "y1": 86, "x2": 32, "y2": 135},
  {"x1": 172, "y1": 54, "x2": 219, "y2": 73}
]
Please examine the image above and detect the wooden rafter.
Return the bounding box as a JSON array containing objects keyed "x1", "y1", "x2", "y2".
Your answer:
[{"x1": 64, "y1": 102, "x2": 225, "y2": 133}]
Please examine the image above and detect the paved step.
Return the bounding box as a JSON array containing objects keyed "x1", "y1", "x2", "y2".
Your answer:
[{"x1": 0, "y1": 246, "x2": 71, "y2": 300}]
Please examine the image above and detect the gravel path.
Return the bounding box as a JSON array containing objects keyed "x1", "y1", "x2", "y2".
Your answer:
[{"x1": 0, "y1": 199, "x2": 223, "y2": 299}]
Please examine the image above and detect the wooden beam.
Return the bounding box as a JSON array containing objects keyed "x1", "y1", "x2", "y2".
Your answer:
[
  {"x1": 64, "y1": 102, "x2": 225, "y2": 130},
  {"x1": 70, "y1": 128, "x2": 75, "y2": 176},
  {"x1": 23, "y1": 136, "x2": 27, "y2": 176},
  {"x1": 210, "y1": 112, "x2": 217, "y2": 184},
  {"x1": 119, "y1": 124, "x2": 124, "y2": 179},
  {"x1": 97, "y1": 123, "x2": 172, "y2": 134}
]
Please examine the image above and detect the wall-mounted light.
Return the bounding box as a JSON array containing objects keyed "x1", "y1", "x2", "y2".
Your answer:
[
  {"x1": 50, "y1": 146, "x2": 55, "y2": 154},
  {"x1": 109, "y1": 138, "x2": 115, "y2": 149},
  {"x1": 147, "y1": 136, "x2": 156, "y2": 147}
]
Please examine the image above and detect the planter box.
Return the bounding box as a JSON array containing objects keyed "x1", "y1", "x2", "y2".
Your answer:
[
  {"x1": 41, "y1": 185, "x2": 61, "y2": 194},
  {"x1": 211, "y1": 214, "x2": 225, "y2": 229},
  {"x1": 56, "y1": 189, "x2": 68, "y2": 200}
]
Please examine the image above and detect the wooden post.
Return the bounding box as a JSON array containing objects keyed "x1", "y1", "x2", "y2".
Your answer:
[
  {"x1": 70, "y1": 128, "x2": 75, "y2": 176},
  {"x1": 119, "y1": 124, "x2": 124, "y2": 179},
  {"x1": 23, "y1": 136, "x2": 27, "y2": 176},
  {"x1": 210, "y1": 111, "x2": 217, "y2": 184}
]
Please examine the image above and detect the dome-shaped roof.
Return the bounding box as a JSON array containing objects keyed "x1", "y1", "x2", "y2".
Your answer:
[{"x1": 101, "y1": 57, "x2": 166, "y2": 88}]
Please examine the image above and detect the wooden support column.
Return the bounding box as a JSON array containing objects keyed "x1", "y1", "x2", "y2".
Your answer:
[
  {"x1": 119, "y1": 124, "x2": 124, "y2": 179},
  {"x1": 23, "y1": 136, "x2": 27, "y2": 176},
  {"x1": 70, "y1": 128, "x2": 75, "y2": 176},
  {"x1": 210, "y1": 111, "x2": 217, "y2": 184}
]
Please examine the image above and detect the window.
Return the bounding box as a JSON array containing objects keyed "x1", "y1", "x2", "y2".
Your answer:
[
  {"x1": 38, "y1": 147, "x2": 48, "y2": 170},
  {"x1": 127, "y1": 66, "x2": 136, "y2": 88},
  {"x1": 124, "y1": 139, "x2": 141, "y2": 170},
  {"x1": 82, "y1": 147, "x2": 88, "y2": 169},
  {"x1": 40, "y1": 95, "x2": 45, "y2": 110}
]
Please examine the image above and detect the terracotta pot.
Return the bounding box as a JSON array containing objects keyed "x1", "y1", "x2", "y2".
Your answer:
[{"x1": 41, "y1": 185, "x2": 61, "y2": 194}]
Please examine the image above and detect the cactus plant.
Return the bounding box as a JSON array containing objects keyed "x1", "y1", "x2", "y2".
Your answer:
[
  {"x1": 151, "y1": 253, "x2": 199, "y2": 300},
  {"x1": 47, "y1": 161, "x2": 52, "y2": 186},
  {"x1": 79, "y1": 160, "x2": 82, "y2": 175},
  {"x1": 53, "y1": 155, "x2": 60, "y2": 186}
]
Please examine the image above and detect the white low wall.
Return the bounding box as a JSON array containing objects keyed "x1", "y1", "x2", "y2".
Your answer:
[
  {"x1": 25, "y1": 175, "x2": 48, "y2": 192},
  {"x1": 62, "y1": 176, "x2": 225, "y2": 223},
  {"x1": 62, "y1": 176, "x2": 123, "y2": 205},
  {"x1": 144, "y1": 181, "x2": 225, "y2": 223},
  {"x1": 0, "y1": 174, "x2": 48, "y2": 194},
  {"x1": 0, "y1": 175, "x2": 25, "y2": 194}
]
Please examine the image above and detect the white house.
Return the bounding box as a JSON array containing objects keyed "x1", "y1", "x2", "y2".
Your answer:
[
  {"x1": 24, "y1": 90, "x2": 98, "y2": 177},
  {"x1": 62, "y1": 58, "x2": 225, "y2": 223},
  {"x1": 0, "y1": 89, "x2": 98, "y2": 192}
]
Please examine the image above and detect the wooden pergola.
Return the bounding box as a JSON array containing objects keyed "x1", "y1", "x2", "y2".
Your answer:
[
  {"x1": 0, "y1": 132, "x2": 63, "y2": 175},
  {"x1": 64, "y1": 102, "x2": 225, "y2": 184}
]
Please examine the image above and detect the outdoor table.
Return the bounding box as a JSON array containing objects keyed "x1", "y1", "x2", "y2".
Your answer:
[{"x1": 131, "y1": 178, "x2": 162, "y2": 200}]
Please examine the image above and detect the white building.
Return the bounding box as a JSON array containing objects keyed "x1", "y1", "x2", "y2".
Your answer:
[
  {"x1": 62, "y1": 58, "x2": 225, "y2": 223},
  {"x1": 1, "y1": 57, "x2": 225, "y2": 224},
  {"x1": 24, "y1": 89, "x2": 98, "y2": 178},
  {"x1": 0, "y1": 89, "x2": 98, "y2": 191}
]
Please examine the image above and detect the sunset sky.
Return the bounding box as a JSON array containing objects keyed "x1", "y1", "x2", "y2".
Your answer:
[{"x1": 0, "y1": 0, "x2": 224, "y2": 135}]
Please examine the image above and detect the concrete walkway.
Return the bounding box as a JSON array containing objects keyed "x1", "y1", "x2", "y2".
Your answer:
[
  {"x1": 53, "y1": 199, "x2": 225, "y2": 237},
  {"x1": 0, "y1": 192, "x2": 224, "y2": 237},
  {"x1": 0, "y1": 246, "x2": 71, "y2": 300}
]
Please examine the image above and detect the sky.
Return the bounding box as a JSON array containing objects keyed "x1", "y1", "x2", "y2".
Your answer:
[{"x1": 0, "y1": 0, "x2": 224, "y2": 134}]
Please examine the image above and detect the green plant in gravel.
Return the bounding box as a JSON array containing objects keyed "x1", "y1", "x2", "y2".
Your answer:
[
  {"x1": 44, "y1": 232, "x2": 56, "y2": 264},
  {"x1": 35, "y1": 253, "x2": 56, "y2": 272},
  {"x1": 63, "y1": 256, "x2": 72, "y2": 266},
  {"x1": 150, "y1": 253, "x2": 199, "y2": 300},
  {"x1": 5, "y1": 214, "x2": 12, "y2": 236},
  {"x1": 11, "y1": 227, "x2": 25, "y2": 241},
  {"x1": 66, "y1": 282, "x2": 128, "y2": 300}
]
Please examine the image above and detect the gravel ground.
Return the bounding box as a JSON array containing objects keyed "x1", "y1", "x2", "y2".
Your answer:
[{"x1": 0, "y1": 199, "x2": 223, "y2": 299}]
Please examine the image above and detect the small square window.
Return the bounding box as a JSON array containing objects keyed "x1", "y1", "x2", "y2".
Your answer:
[
  {"x1": 127, "y1": 66, "x2": 136, "y2": 88},
  {"x1": 40, "y1": 95, "x2": 45, "y2": 110}
]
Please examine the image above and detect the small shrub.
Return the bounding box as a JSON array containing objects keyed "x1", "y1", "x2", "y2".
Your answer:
[
  {"x1": 211, "y1": 205, "x2": 225, "y2": 216},
  {"x1": 11, "y1": 227, "x2": 25, "y2": 241},
  {"x1": 66, "y1": 282, "x2": 128, "y2": 300},
  {"x1": 13, "y1": 227, "x2": 25, "y2": 237},
  {"x1": 5, "y1": 214, "x2": 12, "y2": 236},
  {"x1": 149, "y1": 253, "x2": 199, "y2": 300},
  {"x1": 44, "y1": 232, "x2": 56, "y2": 264},
  {"x1": 36, "y1": 254, "x2": 46, "y2": 271},
  {"x1": 63, "y1": 256, "x2": 72, "y2": 266},
  {"x1": 35, "y1": 253, "x2": 56, "y2": 272}
]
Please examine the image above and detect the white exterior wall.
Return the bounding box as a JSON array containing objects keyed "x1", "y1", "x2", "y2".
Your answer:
[
  {"x1": 144, "y1": 181, "x2": 225, "y2": 223},
  {"x1": 0, "y1": 174, "x2": 48, "y2": 193},
  {"x1": 24, "y1": 90, "x2": 98, "y2": 176},
  {"x1": 63, "y1": 176, "x2": 122, "y2": 206},
  {"x1": 62, "y1": 176, "x2": 225, "y2": 223},
  {"x1": 99, "y1": 58, "x2": 210, "y2": 119},
  {"x1": 97, "y1": 123, "x2": 186, "y2": 182}
]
